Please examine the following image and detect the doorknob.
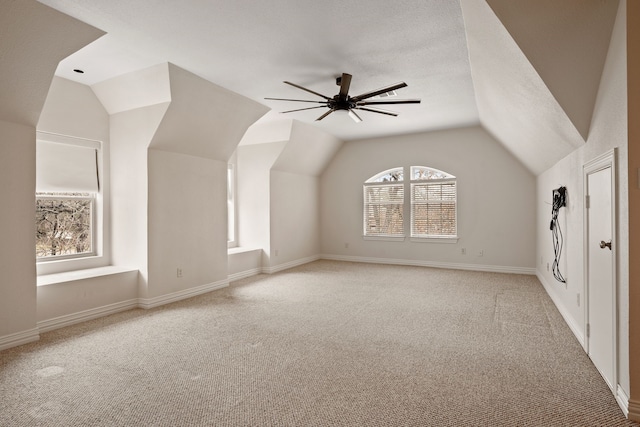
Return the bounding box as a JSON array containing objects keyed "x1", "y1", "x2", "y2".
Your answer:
[{"x1": 600, "y1": 240, "x2": 612, "y2": 250}]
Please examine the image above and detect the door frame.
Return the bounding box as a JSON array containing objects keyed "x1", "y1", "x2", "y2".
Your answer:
[{"x1": 583, "y1": 148, "x2": 617, "y2": 392}]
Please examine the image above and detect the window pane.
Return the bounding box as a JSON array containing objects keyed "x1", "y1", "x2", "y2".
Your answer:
[
  {"x1": 411, "y1": 181, "x2": 457, "y2": 237},
  {"x1": 36, "y1": 196, "x2": 93, "y2": 258},
  {"x1": 364, "y1": 183, "x2": 404, "y2": 236}
]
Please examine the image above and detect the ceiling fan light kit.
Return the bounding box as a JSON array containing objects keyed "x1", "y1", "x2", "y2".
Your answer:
[{"x1": 265, "y1": 73, "x2": 421, "y2": 123}]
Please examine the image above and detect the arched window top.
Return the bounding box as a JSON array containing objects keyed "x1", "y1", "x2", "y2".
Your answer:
[
  {"x1": 365, "y1": 167, "x2": 403, "y2": 183},
  {"x1": 411, "y1": 166, "x2": 455, "y2": 181}
]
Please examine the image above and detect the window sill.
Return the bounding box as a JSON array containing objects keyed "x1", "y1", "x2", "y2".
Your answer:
[
  {"x1": 363, "y1": 236, "x2": 406, "y2": 242},
  {"x1": 37, "y1": 266, "x2": 138, "y2": 287},
  {"x1": 410, "y1": 236, "x2": 459, "y2": 244}
]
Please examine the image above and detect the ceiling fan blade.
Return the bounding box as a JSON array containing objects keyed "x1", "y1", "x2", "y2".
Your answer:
[
  {"x1": 354, "y1": 106, "x2": 398, "y2": 117},
  {"x1": 350, "y1": 82, "x2": 408, "y2": 101},
  {"x1": 284, "y1": 81, "x2": 332, "y2": 100},
  {"x1": 265, "y1": 97, "x2": 326, "y2": 104},
  {"x1": 348, "y1": 109, "x2": 363, "y2": 123},
  {"x1": 316, "y1": 109, "x2": 335, "y2": 121},
  {"x1": 280, "y1": 106, "x2": 328, "y2": 114},
  {"x1": 356, "y1": 99, "x2": 421, "y2": 106},
  {"x1": 338, "y1": 73, "x2": 352, "y2": 101}
]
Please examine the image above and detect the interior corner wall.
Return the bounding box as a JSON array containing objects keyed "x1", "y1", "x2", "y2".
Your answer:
[
  {"x1": 147, "y1": 149, "x2": 227, "y2": 297},
  {"x1": 236, "y1": 141, "x2": 287, "y2": 263},
  {"x1": 109, "y1": 103, "x2": 170, "y2": 298},
  {"x1": 320, "y1": 126, "x2": 536, "y2": 271},
  {"x1": 536, "y1": 0, "x2": 629, "y2": 395},
  {"x1": 0, "y1": 120, "x2": 37, "y2": 338},
  {"x1": 269, "y1": 170, "x2": 320, "y2": 268}
]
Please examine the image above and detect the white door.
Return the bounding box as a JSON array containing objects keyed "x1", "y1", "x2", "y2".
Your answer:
[{"x1": 585, "y1": 159, "x2": 616, "y2": 392}]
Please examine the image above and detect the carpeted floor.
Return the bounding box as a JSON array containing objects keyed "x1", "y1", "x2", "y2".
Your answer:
[{"x1": 0, "y1": 260, "x2": 636, "y2": 426}]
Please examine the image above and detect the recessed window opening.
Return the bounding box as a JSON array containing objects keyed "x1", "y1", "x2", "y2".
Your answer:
[
  {"x1": 410, "y1": 166, "x2": 457, "y2": 238},
  {"x1": 363, "y1": 167, "x2": 404, "y2": 237},
  {"x1": 36, "y1": 133, "x2": 101, "y2": 262}
]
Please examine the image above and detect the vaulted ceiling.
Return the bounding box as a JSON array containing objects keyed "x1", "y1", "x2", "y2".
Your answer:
[{"x1": 35, "y1": 0, "x2": 619, "y2": 174}]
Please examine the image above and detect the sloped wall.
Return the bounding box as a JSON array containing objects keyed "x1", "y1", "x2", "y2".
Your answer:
[{"x1": 536, "y1": 0, "x2": 629, "y2": 398}]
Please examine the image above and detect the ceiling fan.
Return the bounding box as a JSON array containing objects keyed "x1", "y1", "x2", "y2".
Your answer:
[{"x1": 265, "y1": 73, "x2": 421, "y2": 123}]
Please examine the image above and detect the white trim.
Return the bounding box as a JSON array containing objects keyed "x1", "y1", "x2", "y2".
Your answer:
[
  {"x1": 138, "y1": 279, "x2": 229, "y2": 310},
  {"x1": 617, "y1": 385, "x2": 630, "y2": 418},
  {"x1": 0, "y1": 328, "x2": 40, "y2": 351},
  {"x1": 363, "y1": 235, "x2": 405, "y2": 242},
  {"x1": 263, "y1": 255, "x2": 321, "y2": 274},
  {"x1": 536, "y1": 271, "x2": 585, "y2": 346},
  {"x1": 321, "y1": 254, "x2": 535, "y2": 275},
  {"x1": 583, "y1": 148, "x2": 618, "y2": 395},
  {"x1": 37, "y1": 299, "x2": 139, "y2": 333},
  {"x1": 228, "y1": 268, "x2": 261, "y2": 282},
  {"x1": 410, "y1": 237, "x2": 459, "y2": 244}
]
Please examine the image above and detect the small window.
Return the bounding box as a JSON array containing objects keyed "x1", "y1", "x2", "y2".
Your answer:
[
  {"x1": 364, "y1": 167, "x2": 404, "y2": 237},
  {"x1": 36, "y1": 192, "x2": 95, "y2": 259},
  {"x1": 227, "y1": 163, "x2": 237, "y2": 247},
  {"x1": 35, "y1": 133, "x2": 100, "y2": 262},
  {"x1": 410, "y1": 166, "x2": 457, "y2": 238}
]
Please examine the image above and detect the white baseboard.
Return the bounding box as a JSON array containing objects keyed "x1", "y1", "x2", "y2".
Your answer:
[
  {"x1": 617, "y1": 385, "x2": 630, "y2": 418},
  {"x1": 320, "y1": 254, "x2": 536, "y2": 275},
  {"x1": 37, "y1": 299, "x2": 139, "y2": 333},
  {"x1": 138, "y1": 279, "x2": 229, "y2": 309},
  {"x1": 262, "y1": 255, "x2": 320, "y2": 274},
  {"x1": 0, "y1": 328, "x2": 39, "y2": 351},
  {"x1": 228, "y1": 268, "x2": 261, "y2": 282}
]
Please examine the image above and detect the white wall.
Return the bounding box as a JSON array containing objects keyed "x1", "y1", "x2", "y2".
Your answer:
[
  {"x1": 0, "y1": 121, "x2": 37, "y2": 340},
  {"x1": 269, "y1": 170, "x2": 320, "y2": 268},
  {"x1": 536, "y1": 0, "x2": 628, "y2": 395},
  {"x1": 320, "y1": 126, "x2": 536, "y2": 272},
  {"x1": 236, "y1": 141, "x2": 286, "y2": 263},
  {"x1": 148, "y1": 149, "x2": 228, "y2": 297}
]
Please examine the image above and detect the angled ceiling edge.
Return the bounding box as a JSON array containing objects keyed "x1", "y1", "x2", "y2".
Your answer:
[
  {"x1": 487, "y1": 0, "x2": 619, "y2": 141},
  {"x1": 0, "y1": 0, "x2": 104, "y2": 126},
  {"x1": 271, "y1": 120, "x2": 343, "y2": 176},
  {"x1": 461, "y1": 0, "x2": 585, "y2": 175},
  {"x1": 150, "y1": 63, "x2": 270, "y2": 161}
]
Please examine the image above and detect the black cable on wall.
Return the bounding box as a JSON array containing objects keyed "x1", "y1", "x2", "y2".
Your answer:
[{"x1": 550, "y1": 186, "x2": 567, "y2": 283}]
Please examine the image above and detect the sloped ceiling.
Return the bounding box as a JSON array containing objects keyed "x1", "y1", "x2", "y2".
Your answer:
[
  {"x1": 460, "y1": 0, "x2": 618, "y2": 175},
  {"x1": 0, "y1": 0, "x2": 103, "y2": 126},
  {"x1": 32, "y1": 0, "x2": 620, "y2": 175}
]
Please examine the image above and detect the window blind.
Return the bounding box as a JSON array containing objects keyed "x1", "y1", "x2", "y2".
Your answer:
[
  {"x1": 411, "y1": 181, "x2": 456, "y2": 236},
  {"x1": 364, "y1": 183, "x2": 404, "y2": 236},
  {"x1": 36, "y1": 133, "x2": 100, "y2": 193}
]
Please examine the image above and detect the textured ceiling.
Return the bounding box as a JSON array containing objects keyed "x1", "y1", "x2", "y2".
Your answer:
[
  {"x1": 37, "y1": 0, "x2": 479, "y2": 141},
  {"x1": 34, "y1": 0, "x2": 620, "y2": 174}
]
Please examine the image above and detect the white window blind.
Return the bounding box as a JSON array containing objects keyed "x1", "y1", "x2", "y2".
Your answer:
[
  {"x1": 411, "y1": 181, "x2": 456, "y2": 237},
  {"x1": 364, "y1": 183, "x2": 404, "y2": 236},
  {"x1": 36, "y1": 133, "x2": 100, "y2": 193}
]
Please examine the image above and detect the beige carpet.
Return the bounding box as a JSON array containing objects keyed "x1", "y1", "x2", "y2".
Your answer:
[{"x1": 0, "y1": 260, "x2": 636, "y2": 426}]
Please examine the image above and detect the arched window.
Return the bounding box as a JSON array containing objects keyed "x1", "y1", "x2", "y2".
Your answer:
[
  {"x1": 410, "y1": 166, "x2": 457, "y2": 238},
  {"x1": 363, "y1": 167, "x2": 404, "y2": 237}
]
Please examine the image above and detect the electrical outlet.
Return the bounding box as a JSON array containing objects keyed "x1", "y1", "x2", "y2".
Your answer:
[
  {"x1": 345, "y1": 242, "x2": 349, "y2": 249},
  {"x1": 546, "y1": 263, "x2": 549, "y2": 272},
  {"x1": 577, "y1": 293, "x2": 580, "y2": 307},
  {"x1": 478, "y1": 250, "x2": 484, "y2": 257},
  {"x1": 274, "y1": 249, "x2": 279, "y2": 257},
  {"x1": 177, "y1": 268, "x2": 183, "y2": 278},
  {"x1": 461, "y1": 248, "x2": 466, "y2": 255}
]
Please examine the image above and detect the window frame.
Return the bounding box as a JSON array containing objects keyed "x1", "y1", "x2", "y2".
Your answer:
[
  {"x1": 361, "y1": 165, "x2": 459, "y2": 244},
  {"x1": 410, "y1": 166, "x2": 458, "y2": 243},
  {"x1": 35, "y1": 131, "x2": 107, "y2": 276},
  {"x1": 35, "y1": 192, "x2": 97, "y2": 262},
  {"x1": 363, "y1": 167, "x2": 405, "y2": 241}
]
